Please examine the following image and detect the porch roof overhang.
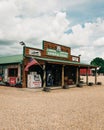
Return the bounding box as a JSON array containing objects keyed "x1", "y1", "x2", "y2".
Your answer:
[
  {"x1": 26, "y1": 56, "x2": 97, "y2": 69},
  {"x1": 0, "y1": 54, "x2": 23, "y2": 65}
]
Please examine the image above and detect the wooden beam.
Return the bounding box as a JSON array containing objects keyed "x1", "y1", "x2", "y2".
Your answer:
[
  {"x1": 95, "y1": 68, "x2": 97, "y2": 84},
  {"x1": 62, "y1": 65, "x2": 64, "y2": 87},
  {"x1": 76, "y1": 67, "x2": 79, "y2": 84},
  {"x1": 43, "y1": 64, "x2": 46, "y2": 88},
  {"x1": 22, "y1": 58, "x2": 27, "y2": 88},
  {"x1": 86, "y1": 68, "x2": 88, "y2": 85}
]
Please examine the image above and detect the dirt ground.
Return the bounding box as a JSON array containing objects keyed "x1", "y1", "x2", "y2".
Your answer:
[{"x1": 0, "y1": 76, "x2": 104, "y2": 130}]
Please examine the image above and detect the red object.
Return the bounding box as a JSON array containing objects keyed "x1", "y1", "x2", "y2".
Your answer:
[
  {"x1": 80, "y1": 69, "x2": 92, "y2": 76},
  {"x1": 25, "y1": 58, "x2": 38, "y2": 71},
  {"x1": 0, "y1": 76, "x2": 2, "y2": 81},
  {"x1": 9, "y1": 77, "x2": 16, "y2": 86}
]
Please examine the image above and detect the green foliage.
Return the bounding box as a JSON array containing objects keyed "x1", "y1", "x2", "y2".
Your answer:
[
  {"x1": 98, "y1": 66, "x2": 104, "y2": 73},
  {"x1": 90, "y1": 57, "x2": 104, "y2": 74},
  {"x1": 90, "y1": 57, "x2": 104, "y2": 66}
]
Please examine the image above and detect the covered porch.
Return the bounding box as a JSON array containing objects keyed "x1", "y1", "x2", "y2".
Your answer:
[{"x1": 22, "y1": 56, "x2": 97, "y2": 89}]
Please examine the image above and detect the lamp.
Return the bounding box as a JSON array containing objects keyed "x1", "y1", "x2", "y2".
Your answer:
[
  {"x1": 19, "y1": 41, "x2": 26, "y2": 46},
  {"x1": 78, "y1": 54, "x2": 81, "y2": 57}
]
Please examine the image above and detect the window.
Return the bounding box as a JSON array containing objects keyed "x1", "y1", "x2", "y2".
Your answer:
[{"x1": 8, "y1": 68, "x2": 18, "y2": 77}]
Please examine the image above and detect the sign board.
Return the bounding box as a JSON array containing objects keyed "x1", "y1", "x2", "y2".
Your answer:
[
  {"x1": 24, "y1": 47, "x2": 42, "y2": 57},
  {"x1": 72, "y1": 56, "x2": 79, "y2": 62},
  {"x1": 43, "y1": 41, "x2": 70, "y2": 59},
  {"x1": 47, "y1": 48, "x2": 68, "y2": 58},
  {"x1": 29, "y1": 49, "x2": 41, "y2": 56},
  {"x1": 24, "y1": 41, "x2": 80, "y2": 63},
  {"x1": 28, "y1": 73, "x2": 42, "y2": 88},
  {"x1": 9, "y1": 77, "x2": 16, "y2": 86}
]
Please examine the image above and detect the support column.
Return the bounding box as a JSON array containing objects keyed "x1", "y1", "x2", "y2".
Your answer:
[
  {"x1": 76, "y1": 67, "x2": 79, "y2": 85},
  {"x1": 62, "y1": 65, "x2": 64, "y2": 87},
  {"x1": 43, "y1": 64, "x2": 46, "y2": 88},
  {"x1": 78, "y1": 67, "x2": 80, "y2": 82},
  {"x1": 22, "y1": 59, "x2": 27, "y2": 88},
  {"x1": 86, "y1": 68, "x2": 88, "y2": 85},
  {"x1": 22, "y1": 46, "x2": 27, "y2": 88},
  {"x1": 95, "y1": 68, "x2": 97, "y2": 84}
]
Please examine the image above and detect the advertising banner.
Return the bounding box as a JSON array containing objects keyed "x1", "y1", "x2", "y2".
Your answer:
[{"x1": 28, "y1": 73, "x2": 42, "y2": 88}]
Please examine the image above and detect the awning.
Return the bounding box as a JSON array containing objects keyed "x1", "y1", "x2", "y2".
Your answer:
[{"x1": 26, "y1": 56, "x2": 97, "y2": 69}]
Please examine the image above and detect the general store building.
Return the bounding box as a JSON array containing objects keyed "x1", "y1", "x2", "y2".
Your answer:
[{"x1": 0, "y1": 41, "x2": 97, "y2": 88}]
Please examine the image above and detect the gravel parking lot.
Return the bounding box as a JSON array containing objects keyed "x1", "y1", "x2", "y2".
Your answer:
[{"x1": 0, "y1": 76, "x2": 104, "y2": 130}]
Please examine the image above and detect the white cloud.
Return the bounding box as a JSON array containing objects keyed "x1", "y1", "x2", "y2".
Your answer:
[
  {"x1": 15, "y1": 0, "x2": 89, "y2": 17},
  {"x1": 0, "y1": 0, "x2": 104, "y2": 63},
  {"x1": 71, "y1": 46, "x2": 98, "y2": 63},
  {"x1": 65, "y1": 18, "x2": 104, "y2": 63},
  {"x1": 0, "y1": 9, "x2": 70, "y2": 42},
  {"x1": 93, "y1": 37, "x2": 104, "y2": 46}
]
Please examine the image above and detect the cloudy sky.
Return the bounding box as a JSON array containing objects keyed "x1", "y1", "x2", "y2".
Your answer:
[{"x1": 0, "y1": 0, "x2": 104, "y2": 63}]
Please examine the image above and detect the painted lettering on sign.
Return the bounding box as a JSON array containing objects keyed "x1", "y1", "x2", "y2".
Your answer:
[
  {"x1": 72, "y1": 57, "x2": 79, "y2": 62},
  {"x1": 29, "y1": 49, "x2": 41, "y2": 56},
  {"x1": 47, "y1": 48, "x2": 68, "y2": 58}
]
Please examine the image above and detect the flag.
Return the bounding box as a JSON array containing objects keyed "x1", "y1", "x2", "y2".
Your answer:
[{"x1": 25, "y1": 58, "x2": 38, "y2": 71}]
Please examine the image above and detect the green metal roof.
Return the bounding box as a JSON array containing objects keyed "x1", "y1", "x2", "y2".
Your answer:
[
  {"x1": 0, "y1": 54, "x2": 23, "y2": 64},
  {"x1": 0, "y1": 54, "x2": 97, "y2": 68},
  {"x1": 27, "y1": 56, "x2": 97, "y2": 68}
]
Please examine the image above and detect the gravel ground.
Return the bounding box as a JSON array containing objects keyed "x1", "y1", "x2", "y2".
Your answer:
[{"x1": 0, "y1": 76, "x2": 104, "y2": 130}]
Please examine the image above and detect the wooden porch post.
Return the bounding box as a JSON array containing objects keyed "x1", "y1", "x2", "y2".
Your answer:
[
  {"x1": 78, "y1": 67, "x2": 80, "y2": 83},
  {"x1": 22, "y1": 59, "x2": 27, "y2": 88},
  {"x1": 62, "y1": 65, "x2": 64, "y2": 87},
  {"x1": 43, "y1": 64, "x2": 46, "y2": 88},
  {"x1": 86, "y1": 68, "x2": 88, "y2": 85},
  {"x1": 22, "y1": 46, "x2": 27, "y2": 88},
  {"x1": 76, "y1": 67, "x2": 79, "y2": 85},
  {"x1": 95, "y1": 68, "x2": 97, "y2": 84}
]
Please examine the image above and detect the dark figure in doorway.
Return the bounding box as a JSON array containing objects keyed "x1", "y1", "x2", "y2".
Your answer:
[{"x1": 47, "y1": 73, "x2": 53, "y2": 86}]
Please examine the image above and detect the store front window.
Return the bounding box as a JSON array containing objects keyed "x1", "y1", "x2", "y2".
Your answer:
[{"x1": 8, "y1": 68, "x2": 18, "y2": 77}]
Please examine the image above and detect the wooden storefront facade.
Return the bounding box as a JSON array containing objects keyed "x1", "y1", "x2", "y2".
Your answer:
[{"x1": 22, "y1": 41, "x2": 97, "y2": 88}]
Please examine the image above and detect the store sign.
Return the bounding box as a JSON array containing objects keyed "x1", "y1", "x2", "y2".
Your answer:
[
  {"x1": 72, "y1": 56, "x2": 79, "y2": 62},
  {"x1": 29, "y1": 49, "x2": 41, "y2": 56},
  {"x1": 28, "y1": 73, "x2": 42, "y2": 88},
  {"x1": 9, "y1": 77, "x2": 16, "y2": 86},
  {"x1": 47, "y1": 48, "x2": 68, "y2": 58},
  {"x1": 56, "y1": 46, "x2": 61, "y2": 52}
]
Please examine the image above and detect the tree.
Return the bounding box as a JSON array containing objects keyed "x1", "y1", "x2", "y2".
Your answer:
[{"x1": 90, "y1": 57, "x2": 104, "y2": 74}]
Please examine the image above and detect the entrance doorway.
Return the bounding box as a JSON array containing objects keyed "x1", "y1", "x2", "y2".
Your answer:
[
  {"x1": 27, "y1": 65, "x2": 43, "y2": 88},
  {"x1": 64, "y1": 66, "x2": 76, "y2": 85},
  {"x1": 46, "y1": 64, "x2": 62, "y2": 87}
]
